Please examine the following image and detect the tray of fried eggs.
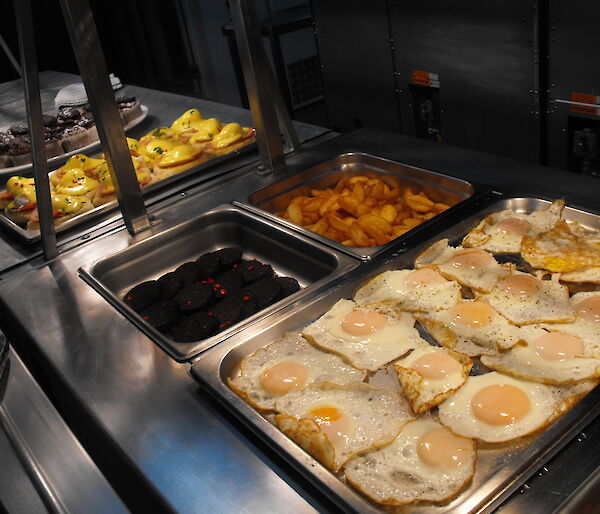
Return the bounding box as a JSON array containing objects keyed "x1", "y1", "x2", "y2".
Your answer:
[{"x1": 192, "y1": 195, "x2": 600, "y2": 512}]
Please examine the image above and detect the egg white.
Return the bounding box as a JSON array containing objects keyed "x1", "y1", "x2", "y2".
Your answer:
[
  {"x1": 480, "y1": 325, "x2": 600, "y2": 384},
  {"x1": 353, "y1": 268, "x2": 461, "y2": 312},
  {"x1": 481, "y1": 271, "x2": 574, "y2": 325},
  {"x1": 462, "y1": 199, "x2": 564, "y2": 253},
  {"x1": 418, "y1": 300, "x2": 523, "y2": 356},
  {"x1": 344, "y1": 417, "x2": 476, "y2": 506},
  {"x1": 302, "y1": 299, "x2": 423, "y2": 371},
  {"x1": 415, "y1": 238, "x2": 513, "y2": 292},
  {"x1": 273, "y1": 382, "x2": 414, "y2": 471},
  {"x1": 394, "y1": 345, "x2": 472, "y2": 413},
  {"x1": 437, "y1": 371, "x2": 594, "y2": 442},
  {"x1": 228, "y1": 332, "x2": 366, "y2": 410}
]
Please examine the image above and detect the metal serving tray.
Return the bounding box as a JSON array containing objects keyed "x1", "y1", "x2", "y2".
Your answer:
[
  {"x1": 191, "y1": 195, "x2": 600, "y2": 513},
  {"x1": 80, "y1": 204, "x2": 358, "y2": 361},
  {"x1": 0, "y1": 141, "x2": 256, "y2": 244},
  {"x1": 237, "y1": 152, "x2": 477, "y2": 260}
]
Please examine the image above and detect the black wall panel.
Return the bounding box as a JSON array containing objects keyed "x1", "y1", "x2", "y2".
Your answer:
[
  {"x1": 311, "y1": 0, "x2": 401, "y2": 133},
  {"x1": 388, "y1": 0, "x2": 540, "y2": 163},
  {"x1": 546, "y1": 2, "x2": 600, "y2": 174}
]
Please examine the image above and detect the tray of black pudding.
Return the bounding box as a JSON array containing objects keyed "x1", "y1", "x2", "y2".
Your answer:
[
  {"x1": 79, "y1": 204, "x2": 359, "y2": 361},
  {"x1": 123, "y1": 247, "x2": 299, "y2": 343}
]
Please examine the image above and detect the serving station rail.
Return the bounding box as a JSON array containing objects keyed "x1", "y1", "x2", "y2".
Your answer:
[{"x1": 0, "y1": 126, "x2": 599, "y2": 512}]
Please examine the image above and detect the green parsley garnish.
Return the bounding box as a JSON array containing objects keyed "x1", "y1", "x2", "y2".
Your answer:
[{"x1": 154, "y1": 147, "x2": 164, "y2": 154}]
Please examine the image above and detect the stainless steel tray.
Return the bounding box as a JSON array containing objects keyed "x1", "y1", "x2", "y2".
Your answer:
[
  {"x1": 191, "y1": 195, "x2": 600, "y2": 513},
  {"x1": 236, "y1": 152, "x2": 478, "y2": 260},
  {"x1": 80, "y1": 204, "x2": 358, "y2": 361},
  {"x1": 0, "y1": 141, "x2": 256, "y2": 244}
]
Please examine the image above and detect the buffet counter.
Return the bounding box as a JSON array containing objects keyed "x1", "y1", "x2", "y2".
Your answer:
[{"x1": 1, "y1": 126, "x2": 600, "y2": 512}]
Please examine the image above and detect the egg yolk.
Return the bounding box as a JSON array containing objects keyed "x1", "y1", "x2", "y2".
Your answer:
[
  {"x1": 448, "y1": 301, "x2": 494, "y2": 328},
  {"x1": 417, "y1": 427, "x2": 474, "y2": 468},
  {"x1": 500, "y1": 274, "x2": 541, "y2": 296},
  {"x1": 260, "y1": 362, "x2": 309, "y2": 394},
  {"x1": 404, "y1": 268, "x2": 446, "y2": 289},
  {"x1": 493, "y1": 217, "x2": 531, "y2": 236},
  {"x1": 341, "y1": 310, "x2": 386, "y2": 335},
  {"x1": 411, "y1": 351, "x2": 462, "y2": 380},
  {"x1": 471, "y1": 384, "x2": 531, "y2": 425},
  {"x1": 448, "y1": 249, "x2": 495, "y2": 270},
  {"x1": 307, "y1": 406, "x2": 351, "y2": 447},
  {"x1": 532, "y1": 332, "x2": 584, "y2": 361},
  {"x1": 576, "y1": 297, "x2": 600, "y2": 322}
]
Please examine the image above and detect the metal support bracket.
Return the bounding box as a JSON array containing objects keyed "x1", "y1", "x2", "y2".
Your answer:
[
  {"x1": 14, "y1": 0, "x2": 57, "y2": 260},
  {"x1": 230, "y1": 0, "x2": 300, "y2": 175},
  {"x1": 59, "y1": 0, "x2": 150, "y2": 236}
]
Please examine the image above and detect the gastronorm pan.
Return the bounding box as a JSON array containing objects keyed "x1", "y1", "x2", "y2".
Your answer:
[
  {"x1": 80, "y1": 204, "x2": 358, "y2": 361},
  {"x1": 0, "y1": 141, "x2": 256, "y2": 244},
  {"x1": 237, "y1": 152, "x2": 479, "y2": 260},
  {"x1": 191, "y1": 195, "x2": 600, "y2": 513}
]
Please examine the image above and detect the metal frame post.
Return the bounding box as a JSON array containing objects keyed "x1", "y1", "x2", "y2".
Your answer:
[
  {"x1": 230, "y1": 0, "x2": 297, "y2": 174},
  {"x1": 14, "y1": 0, "x2": 57, "y2": 260},
  {"x1": 59, "y1": 0, "x2": 150, "y2": 235}
]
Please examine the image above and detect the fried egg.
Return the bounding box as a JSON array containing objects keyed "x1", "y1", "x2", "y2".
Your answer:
[
  {"x1": 560, "y1": 266, "x2": 600, "y2": 284},
  {"x1": 415, "y1": 239, "x2": 513, "y2": 293},
  {"x1": 417, "y1": 300, "x2": 522, "y2": 356},
  {"x1": 538, "y1": 291, "x2": 600, "y2": 354},
  {"x1": 462, "y1": 199, "x2": 564, "y2": 254},
  {"x1": 394, "y1": 345, "x2": 472, "y2": 413},
  {"x1": 344, "y1": 418, "x2": 476, "y2": 506},
  {"x1": 273, "y1": 383, "x2": 414, "y2": 471},
  {"x1": 437, "y1": 371, "x2": 594, "y2": 442},
  {"x1": 353, "y1": 268, "x2": 461, "y2": 312},
  {"x1": 228, "y1": 332, "x2": 367, "y2": 410},
  {"x1": 482, "y1": 271, "x2": 574, "y2": 325},
  {"x1": 481, "y1": 326, "x2": 600, "y2": 384},
  {"x1": 522, "y1": 219, "x2": 600, "y2": 273},
  {"x1": 301, "y1": 299, "x2": 423, "y2": 371}
]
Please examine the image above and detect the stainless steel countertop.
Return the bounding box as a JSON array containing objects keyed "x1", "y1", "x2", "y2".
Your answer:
[
  {"x1": 0, "y1": 71, "x2": 331, "y2": 272},
  {"x1": 0, "y1": 344, "x2": 126, "y2": 513},
  {"x1": 1, "y1": 127, "x2": 600, "y2": 512}
]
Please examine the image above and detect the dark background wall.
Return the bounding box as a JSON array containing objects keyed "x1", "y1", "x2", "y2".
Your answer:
[{"x1": 1, "y1": 0, "x2": 600, "y2": 176}]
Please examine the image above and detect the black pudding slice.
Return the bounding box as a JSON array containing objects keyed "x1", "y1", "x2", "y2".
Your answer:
[
  {"x1": 245, "y1": 277, "x2": 281, "y2": 309},
  {"x1": 227, "y1": 290, "x2": 256, "y2": 319},
  {"x1": 196, "y1": 253, "x2": 220, "y2": 280},
  {"x1": 212, "y1": 270, "x2": 243, "y2": 301},
  {"x1": 158, "y1": 271, "x2": 182, "y2": 299},
  {"x1": 139, "y1": 299, "x2": 178, "y2": 328},
  {"x1": 239, "y1": 260, "x2": 274, "y2": 284},
  {"x1": 175, "y1": 261, "x2": 200, "y2": 287},
  {"x1": 123, "y1": 280, "x2": 161, "y2": 312},
  {"x1": 211, "y1": 247, "x2": 242, "y2": 271},
  {"x1": 211, "y1": 297, "x2": 242, "y2": 327},
  {"x1": 174, "y1": 283, "x2": 213, "y2": 311},
  {"x1": 276, "y1": 277, "x2": 300, "y2": 298},
  {"x1": 170, "y1": 312, "x2": 218, "y2": 343}
]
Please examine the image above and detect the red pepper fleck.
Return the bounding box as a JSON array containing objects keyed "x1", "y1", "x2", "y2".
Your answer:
[
  {"x1": 242, "y1": 295, "x2": 250, "y2": 301},
  {"x1": 219, "y1": 288, "x2": 227, "y2": 296},
  {"x1": 126, "y1": 295, "x2": 132, "y2": 300},
  {"x1": 207, "y1": 312, "x2": 213, "y2": 316},
  {"x1": 143, "y1": 316, "x2": 150, "y2": 320},
  {"x1": 218, "y1": 323, "x2": 225, "y2": 329},
  {"x1": 185, "y1": 301, "x2": 193, "y2": 306},
  {"x1": 206, "y1": 277, "x2": 214, "y2": 283},
  {"x1": 233, "y1": 264, "x2": 238, "y2": 269},
  {"x1": 247, "y1": 265, "x2": 254, "y2": 271}
]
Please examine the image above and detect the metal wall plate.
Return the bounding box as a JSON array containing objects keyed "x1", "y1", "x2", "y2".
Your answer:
[
  {"x1": 80, "y1": 204, "x2": 358, "y2": 361},
  {"x1": 236, "y1": 152, "x2": 477, "y2": 260},
  {"x1": 191, "y1": 195, "x2": 600, "y2": 513}
]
